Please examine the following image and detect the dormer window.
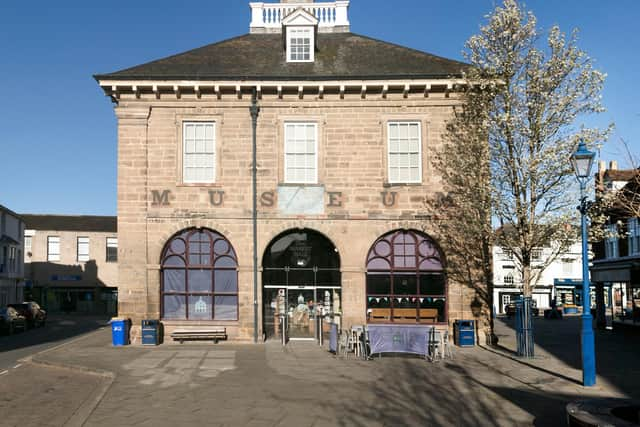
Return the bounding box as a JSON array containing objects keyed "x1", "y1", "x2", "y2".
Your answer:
[
  {"x1": 287, "y1": 27, "x2": 313, "y2": 62},
  {"x1": 281, "y1": 7, "x2": 318, "y2": 63}
]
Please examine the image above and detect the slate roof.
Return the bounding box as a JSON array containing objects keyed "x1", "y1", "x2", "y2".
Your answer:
[
  {"x1": 95, "y1": 33, "x2": 470, "y2": 81},
  {"x1": 21, "y1": 215, "x2": 117, "y2": 233}
]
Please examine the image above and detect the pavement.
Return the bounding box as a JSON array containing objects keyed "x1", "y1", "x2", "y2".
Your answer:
[{"x1": 0, "y1": 316, "x2": 638, "y2": 427}]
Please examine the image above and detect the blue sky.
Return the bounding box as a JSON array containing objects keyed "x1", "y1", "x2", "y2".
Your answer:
[{"x1": 1, "y1": 0, "x2": 638, "y2": 215}]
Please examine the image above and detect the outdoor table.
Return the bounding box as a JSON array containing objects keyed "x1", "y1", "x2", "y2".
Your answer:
[{"x1": 366, "y1": 324, "x2": 433, "y2": 358}]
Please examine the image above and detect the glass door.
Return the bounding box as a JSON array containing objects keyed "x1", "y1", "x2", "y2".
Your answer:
[{"x1": 287, "y1": 287, "x2": 317, "y2": 340}]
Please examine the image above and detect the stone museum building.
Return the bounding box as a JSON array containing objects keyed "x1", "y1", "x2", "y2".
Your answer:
[{"x1": 95, "y1": 0, "x2": 486, "y2": 343}]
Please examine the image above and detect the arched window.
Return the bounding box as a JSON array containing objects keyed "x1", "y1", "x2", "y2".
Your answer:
[
  {"x1": 366, "y1": 229, "x2": 446, "y2": 323},
  {"x1": 504, "y1": 272, "x2": 514, "y2": 285},
  {"x1": 161, "y1": 228, "x2": 238, "y2": 320}
]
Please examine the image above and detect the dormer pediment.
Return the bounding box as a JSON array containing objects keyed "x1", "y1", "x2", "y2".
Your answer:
[{"x1": 282, "y1": 8, "x2": 319, "y2": 27}]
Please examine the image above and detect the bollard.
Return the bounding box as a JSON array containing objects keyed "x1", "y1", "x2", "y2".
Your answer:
[
  {"x1": 280, "y1": 314, "x2": 287, "y2": 346},
  {"x1": 317, "y1": 314, "x2": 324, "y2": 346}
]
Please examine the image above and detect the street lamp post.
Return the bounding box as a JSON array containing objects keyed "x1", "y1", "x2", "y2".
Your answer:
[{"x1": 570, "y1": 140, "x2": 597, "y2": 387}]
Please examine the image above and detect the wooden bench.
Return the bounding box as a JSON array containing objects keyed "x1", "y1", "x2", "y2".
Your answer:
[
  {"x1": 369, "y1": 308, "x2": 391, "y2": 322},
  {"x1": 418, "y1": 308, "x2": 438, "y2": 323},
  {"x1": 170, "y1": 327, "x2": 227, "y2": 344},
  {"x1": 368, "y1": 308, "x2": 439, "y2": 323},
  {"x1": 393, "y1": 308, "x2": 420, "y2": 323}
]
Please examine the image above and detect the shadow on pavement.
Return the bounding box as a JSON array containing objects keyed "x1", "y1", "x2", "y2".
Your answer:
[
  {"x1": 328, "y1": 357, "x2": 581, "y2": 426},
  {"x1": 494, "y1": 315, "x2": 640, "y2": 399},
  {"x1": 0, "y1": 314, "x2": 110, "y2": 354}
]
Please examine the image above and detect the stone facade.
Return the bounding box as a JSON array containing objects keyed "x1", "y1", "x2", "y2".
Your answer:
[
  {"x1": 98, "y1": 0, "x2": 489, "y2": 344},
  {"x1": 111, "y1": 92, "x2": 486, "y2": 342}
]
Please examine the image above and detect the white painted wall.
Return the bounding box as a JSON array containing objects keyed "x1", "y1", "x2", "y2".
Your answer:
[{"x1": 492, "y1": 241, "x2": 583, "y2": 311}]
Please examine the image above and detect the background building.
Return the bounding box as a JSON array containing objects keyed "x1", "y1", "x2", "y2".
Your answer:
[
  {"x1": 0, "y1": 205, "x2": 25, "y2": 307},
  {"x1": 22, "y1": 214, "x2": 118, "y2": 315},
  {"x1": 492, "y1": 242, "x2": 583, "y2": 314},
  {"x1": 95, "y1": 0, "x2": 489, "y2": 342},
  {"x1": 591, "y1": 161, "x2": 640, "y2": 327}
]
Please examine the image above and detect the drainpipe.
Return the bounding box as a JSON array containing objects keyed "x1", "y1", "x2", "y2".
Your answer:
[{"x1": 250, "y1": 88, "x2": 260, "y2": 343}]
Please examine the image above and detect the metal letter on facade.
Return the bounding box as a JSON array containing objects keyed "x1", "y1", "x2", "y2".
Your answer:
[
  {"x1": 260, "y1": 191, "x2": 275, "y2": 207},
  {"x1": 151, "y1": 190, "x2": 171, "y2": 206},
  {"x1": 381, "y1": 191, "x2": 398, "y2": 207},
  {"x1": 209, "y1": 190, "x2": 225, "y2": 206}
]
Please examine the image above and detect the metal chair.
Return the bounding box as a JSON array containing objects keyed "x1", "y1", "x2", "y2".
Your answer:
[
  {"x1": 338, "y1": 329, "x2": 351, "y2": 358},
  {"x1": 350, "y1": 326, "x2": 365, "y2": 359},
  {"x1": 442, "y1": 329, "x2": 453, "y2": 359},
  {"x1": 427, "y1": 328, "x2": 443, "y2": 362}
]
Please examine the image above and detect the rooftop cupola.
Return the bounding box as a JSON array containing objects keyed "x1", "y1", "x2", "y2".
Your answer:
[{"x1": 249, "y1": 1, "x2": 350, "y2": 34}]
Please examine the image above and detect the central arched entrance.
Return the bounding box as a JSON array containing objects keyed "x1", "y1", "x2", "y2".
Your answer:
[{"x1": 262, "y1": 229, "x2": 341, "y2": 340}]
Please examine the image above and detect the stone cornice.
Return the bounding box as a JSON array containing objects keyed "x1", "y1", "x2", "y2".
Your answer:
[{"x1": 98, "y1": 78, "x2": 469, "y2": 102}]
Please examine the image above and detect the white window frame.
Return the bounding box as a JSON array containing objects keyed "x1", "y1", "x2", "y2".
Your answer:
[
  {"x1": 605, "y1": 224, "x2": 619, "y2": 259},
  {"x1": 106, "y1": 237, "x2": 118, "y2": 262},
  {"x1": 531, "y1": 248, "x2": 542, "y2": 261},
  {"x1": 77, "y1": 237, "x2": 90, "y2": 262},
  {"x1": 387, "y1": 121, "x2": 422, "y2": 184},
  {"x1": 628, "y1": 218, "x2": 640, "y2": 255},
  {"x1": 284, "y1": 122, "x2": 318, "y2": 184},
  {"x1": 47, "y1": 236, "x2": 60, "y2": 262},
  {"x1": 286, "y1": 27, "x2": 314, "y2": 62},
  {"x1": 182, "y1": 122, "x2": 216, "y2": 184},
  {"x1": 24, "y1": 235, "x2": 32, "y2": 253},
  {"x1": 504, "y1": 272, "x2": 514, "y2": 285}
]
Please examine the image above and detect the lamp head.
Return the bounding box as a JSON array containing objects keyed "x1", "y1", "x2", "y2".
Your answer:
[{"x1": 571, "y1": 141, "x2": 596, "y2": 183}]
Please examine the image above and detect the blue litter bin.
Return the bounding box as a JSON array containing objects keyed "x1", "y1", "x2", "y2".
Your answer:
[
  {"x1": 141, "y1": 320, "x2": 160, "y2": 346},
  {"x1": 111, "y1": 318, "x2": 129, "y2": 346},
  {"x1": 454, "y1": 320, "x2": 475, "y2": 347}
]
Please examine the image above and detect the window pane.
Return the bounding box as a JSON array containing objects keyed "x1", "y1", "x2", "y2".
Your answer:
[
  {"x1": 420, "y1": 274, "x2": 445, "y2": 295},
  {"x1": 367, "y1": 275, "x2": 391, "y2": 294},
  {"x1": 188, "y1": 269, "x2": 212, "y2": 292},
  {"x1": 183, "y1": 122, "x2": 215, "y2": 183},
  {"x1": 263, "y1": 269, "x2": 287, "y2": 286},
  {"x1": 163, "y1": 295, "x2": 186, "y2": 319},
  {"x1": 163, "y1": 269, "x2": 186, "y2": 292},
  {"x1": 420, "y1": 297, "x2": 445, "y2": 321},
  {"x1": 215, "y1": 296, "x2": 238, "y2": 320},
  {"x1": 214, "y1": 270, "x2": 237, "y2": 293},
  {"x1": 315, "y1": 269, "x2": 340, "y2": 287},
  {"x1": 189, "y1": 295, "x2": 212, "y2": 320},
  {"x1": 394, "y1": 275, "x2": 417, "y2": 295},
  {"x1": 214, "y1": 256, "x2": 236, "y2": 268}
]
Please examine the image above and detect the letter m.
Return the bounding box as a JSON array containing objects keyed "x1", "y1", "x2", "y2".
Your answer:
[{"x1": 151, "y1": 190, "x2": 171, "y2": 206}]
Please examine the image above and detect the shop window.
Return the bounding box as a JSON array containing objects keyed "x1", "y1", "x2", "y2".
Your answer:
[
  {"x1": 47, "y1": 236, "x2": 60, "y2": 261},
  {"x1": 160, "y1": 228, "x2": 238, "y2": 321},
  {"x1": 366, "y1": 230, "x2": 446, "y2": 323},
  {"x1": 106, "y1": 237, "x2": 118, "y2": 262}
]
